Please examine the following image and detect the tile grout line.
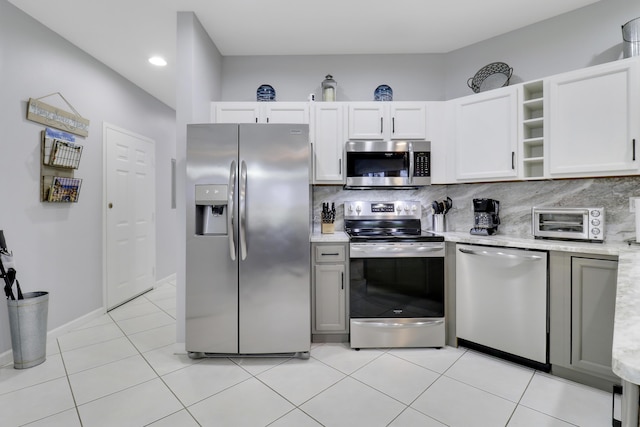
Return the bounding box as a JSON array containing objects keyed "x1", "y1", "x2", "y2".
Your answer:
[
  {"x1": 108, "y1": 297, "x2": 204, "y2": 426},
  {"x1": 512, "y1": 371, "x2": 582, "y2": 427},
  {"x1": 56, "y1": 335, "x2": 85, "y2": 427}
]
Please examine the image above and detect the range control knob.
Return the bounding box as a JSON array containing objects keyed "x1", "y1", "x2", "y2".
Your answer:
[
  {"x1": 591, "y1": 228, "x2": 601, "y2": 235},
  {"x1": 411, "y1": 205, "x2": 417, "y2": 212},
  {"x1": 396, "y1": 205, "x2": 402, "y2": 213},
  {"x1": 591, "y1": 219, "x2": 601, "y2": 226},
  {"x1": 355, "y1": 205, "x2": 361, "y2": 214},
  {"x1": 591, "y1": 210, "x2": 601, "y2": 217},
  {"x1": 404, "y1": 205, "x2": 410, "y2": 212},
  {"x1": 348, "y1": 204, "x2": 353, "y2": 213}
]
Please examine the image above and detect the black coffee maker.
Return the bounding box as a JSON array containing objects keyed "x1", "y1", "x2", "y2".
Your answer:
[{"x1": 470, "y1": 198, "x2": 500, "y2": 236}]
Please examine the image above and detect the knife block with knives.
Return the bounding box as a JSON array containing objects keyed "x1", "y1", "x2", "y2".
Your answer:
[{"x1": 321, "y1": 202, "x2": 336, "y2": 234}]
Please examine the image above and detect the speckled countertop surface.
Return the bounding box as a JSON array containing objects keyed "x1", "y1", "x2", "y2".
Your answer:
[
  {"x1": 611, "y1": 248, "x2": 640, "y2": 385},
  {"x1": 310, "y1": 231, "x2": 349, "y2": 243},
  {"x1": 440, "y1": 231, "x2": 626, "y2": 255},
  {"x1": 310, "y1": 229, "x2": 640, "y2": 385}
]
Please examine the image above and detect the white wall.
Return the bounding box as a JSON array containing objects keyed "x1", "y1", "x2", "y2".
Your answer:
[
  {"x1": 221, "y1": 54, "x2": 447, "y2": 102},
  {"x1": 220, "y1": 0, "x2": 639, "y2": 102},
  {"x1": 176, "y1": 12, "x2": 224, "y2": 345},
  {"x1": 0, "y1": 0, "x2": 176, "y2": 355},
  {"x1": 444, "y1": 0, "x2": 640, "y2": 99}
]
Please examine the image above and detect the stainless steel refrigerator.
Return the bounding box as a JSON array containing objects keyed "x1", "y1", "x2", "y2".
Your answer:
[{"x1": 186, "y1": 123, "x2": 311, "y2": 357}]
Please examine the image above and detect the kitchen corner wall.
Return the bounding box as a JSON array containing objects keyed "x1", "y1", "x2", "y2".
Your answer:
[
  {"x1": 314, "y1": 175, "x2": 640, "y2": 243},
  {"x1": 0, "y1": 0, "x2": 177, "y2": 356},
  {"x1": 176, "y1": 12, "x2": 224, "y2": 345}
]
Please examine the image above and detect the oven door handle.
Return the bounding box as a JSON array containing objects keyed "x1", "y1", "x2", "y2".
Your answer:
[
  {"x1": 350, "y1": 245, "x2": 445, "y2": 258},
  {"x1": 351, "y1": 319, "x2": 444, "y2": 328},
  {"x1": 458, "y1": 247, "x2": 543, "y2": 261}
]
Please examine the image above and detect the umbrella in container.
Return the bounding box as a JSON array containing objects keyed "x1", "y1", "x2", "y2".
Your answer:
[
  {"x1": 0, "y1": 230, "x2": 23, "y2": 300},
  {"x1": 1, "y1": 229, "x2": 49, "y2": 369}
]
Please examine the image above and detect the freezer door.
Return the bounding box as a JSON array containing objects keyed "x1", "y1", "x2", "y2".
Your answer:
[
  {"x1": 238, "y1": 124, "x2": 311, "y2": 354},
  {"x1": 186, "y1": 124, "x2": 239, "y2": 354}
]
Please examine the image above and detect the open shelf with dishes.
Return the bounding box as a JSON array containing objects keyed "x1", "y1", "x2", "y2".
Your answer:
[{"x1": 520, "y1": 80, "x2": 545, "y2": 179}]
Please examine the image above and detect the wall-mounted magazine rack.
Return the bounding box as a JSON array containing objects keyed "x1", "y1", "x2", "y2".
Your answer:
[
  {"x1": 42, "y1": 176, "x2": 82, "y2": 202},
  {"x1": 40, "y1": 128, "x2": 83, "y2": 202}
]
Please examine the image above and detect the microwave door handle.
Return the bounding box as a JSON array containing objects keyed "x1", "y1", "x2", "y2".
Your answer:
[{"x1": 408, "y1": 141, "x2": 414, "y2": 184}]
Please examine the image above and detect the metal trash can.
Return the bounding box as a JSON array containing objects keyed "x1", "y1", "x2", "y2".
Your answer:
[
  {"x1": 622, "y1": 17, "x2": 640, "y2": 58},
  {"x1": 7, "y1": 291, "x2": 49, "y2": 369}
]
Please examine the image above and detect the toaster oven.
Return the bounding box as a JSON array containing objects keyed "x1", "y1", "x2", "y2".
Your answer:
[{"x1": 532, "y1": 207, "x2": 605, "y2": 242}]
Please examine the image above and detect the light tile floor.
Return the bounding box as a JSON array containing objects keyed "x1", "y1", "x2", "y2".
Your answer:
[{"x1": 0, "y1": 281, "x2": 618, "y2": 426}]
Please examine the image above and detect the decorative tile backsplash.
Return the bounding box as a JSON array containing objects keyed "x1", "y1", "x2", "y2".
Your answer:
[{"x1": 313, "y1": 176, "x2": 640, "y2": 243}]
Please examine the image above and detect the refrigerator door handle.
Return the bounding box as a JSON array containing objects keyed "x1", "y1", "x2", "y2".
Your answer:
[
  {"x1": 228, "y1": 161, "x2": 237, "y2": 261},
  {"x1": 239, "y1": 160, "x2": 248, "y2": 260}
]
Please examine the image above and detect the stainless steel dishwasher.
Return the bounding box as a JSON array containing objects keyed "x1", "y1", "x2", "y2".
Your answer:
[{"x1": 455, "y1": 244, "x2": 549, "y2": 371}]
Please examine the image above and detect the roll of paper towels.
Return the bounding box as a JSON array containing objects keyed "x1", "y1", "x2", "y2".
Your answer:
[{"x1": 635, "y1": 198, "x2": 640, "y2": 243}]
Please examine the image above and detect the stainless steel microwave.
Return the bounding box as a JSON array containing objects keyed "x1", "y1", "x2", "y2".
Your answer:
[
  {"x1": 345, "y1": 140, "x2": 431, "y2": 189},
  {"x1": 532, "y1": 207, "x2": 605, "y2": 242}
]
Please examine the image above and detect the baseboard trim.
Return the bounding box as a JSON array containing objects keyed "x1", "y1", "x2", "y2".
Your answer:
[
  {"x1": 0, "y1": 306, "x2": 106, "y2": 367},
  {"x1": 1, "y1": 273, "x2": 177, "y2": 368}
]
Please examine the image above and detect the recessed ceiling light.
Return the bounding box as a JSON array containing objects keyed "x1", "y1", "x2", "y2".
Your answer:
[{"x1": 148, "y1": 56, "x2": 167, "y2": 67}]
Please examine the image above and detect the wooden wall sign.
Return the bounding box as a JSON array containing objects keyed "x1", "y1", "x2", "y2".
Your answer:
[{"x1": 27, "y1": 93, "x2": 90, "y2": 137}]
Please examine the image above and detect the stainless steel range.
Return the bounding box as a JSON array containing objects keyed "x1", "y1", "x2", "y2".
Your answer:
[{"x1": 345, "y1": 201, "x2": 445, "y2": 349}]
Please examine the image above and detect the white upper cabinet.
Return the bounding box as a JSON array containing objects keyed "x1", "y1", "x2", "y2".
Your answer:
[
  {"x1": 547, "y1": 58, "x2": 640, "y2": 177},
  {"x1": 212, "y1": 102, "x2": 309, "y2": 124},
  {"x1": 453, "y1": 86, "x2": 519, "y2": 181},
  {"x1": 212, "y1": 102, "x2": 260, "y2": 123},
  {"x1": 311, "y1": 103, "x2": 346, "y2": 184},
  {"x1": 348, "y1": 102, "x2": 427, "y2": 140}
]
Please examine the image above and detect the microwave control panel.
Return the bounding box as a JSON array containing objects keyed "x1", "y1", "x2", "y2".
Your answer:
[{"x1": 414, "y1": 152, "x2": 430, "y2": 177}]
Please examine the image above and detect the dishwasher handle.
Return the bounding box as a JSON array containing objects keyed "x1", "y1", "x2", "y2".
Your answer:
[{"x1": 458, "y1": 247, "x2": 543, "y2": 261}]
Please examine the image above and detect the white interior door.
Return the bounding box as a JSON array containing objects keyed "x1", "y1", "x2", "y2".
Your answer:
[{"x1": 104, "y1": 123, "x2": 156, "y2": 310}]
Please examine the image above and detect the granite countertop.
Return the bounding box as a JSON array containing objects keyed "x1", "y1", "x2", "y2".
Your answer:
[
  {"x1": 440, "y1": 231, "x2": 626, "y2": 256},
  {"x1": 310, "y1": 228, "x2": 640, "y2": 386},
  {"x1": 612, "y1": 247, "x2": 640, "y2": 385},
  {"x1": 310, "y1": 231, "x2": 349, "y2": 243}
]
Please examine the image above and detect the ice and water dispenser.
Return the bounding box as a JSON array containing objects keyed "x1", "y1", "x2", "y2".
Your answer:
[{"x1": 195, "y1": 184, "x2": 228, "y2": 235}]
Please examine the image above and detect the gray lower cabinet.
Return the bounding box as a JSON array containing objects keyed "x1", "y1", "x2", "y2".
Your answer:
[
  {"x1": 549, "y1": 251, "x2": 620, "y2": 390},
  {"x1": 311, "y1": 243, "x2": 349, "y2": 342}
]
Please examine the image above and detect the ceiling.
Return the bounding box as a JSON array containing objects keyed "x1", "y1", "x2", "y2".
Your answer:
[{"x1": 9, "y1": 0, "x2": 600, "y2": 109}]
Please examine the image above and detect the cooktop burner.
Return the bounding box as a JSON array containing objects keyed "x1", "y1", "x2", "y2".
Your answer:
[{"x1": 343, "y1": 200, "x2": 444, "y2": 243}]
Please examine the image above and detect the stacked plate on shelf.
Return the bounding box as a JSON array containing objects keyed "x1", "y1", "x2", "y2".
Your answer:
[
  {"x1": 256, "y1": 84, "x2": 276, "y2": 102},
  {"x1": 374, "y1": 85, "x2": 393, "y2": 101}
]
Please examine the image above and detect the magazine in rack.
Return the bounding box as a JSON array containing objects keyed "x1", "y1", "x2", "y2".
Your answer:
[{"x1": 41, "y1": 128, "x2": 83, "y2": 202}]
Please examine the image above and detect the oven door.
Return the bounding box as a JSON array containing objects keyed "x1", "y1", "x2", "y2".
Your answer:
[{"x1": 349, "y1": 242, "x2": 445, "y2": 348}]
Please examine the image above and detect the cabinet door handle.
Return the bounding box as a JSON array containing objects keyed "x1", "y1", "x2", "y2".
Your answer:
[
  {"x1": 266, "y1": 117, "x2": 270, "y2": 123},
  {"x1": 380, "y1": 117, "x2": 384, "y2": 134},
  {"x1": 511, "y1": 151, "x2": 515, "y2": 170},
  {"x1": 392, "y1": 117, "x2": 396, "y2": 134},
  {"x1": 341, "y1": 272, "x2": 344, "y2": 290},
  {"x1": 321, "y1": 252, "x2": 340, "y2": 256},
  {"x1": 633, "y1": 139, "x2": 636, "y2": 161},
  {"x1": 338, "y1": 158, "x2": 342, "y2": 173}
]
